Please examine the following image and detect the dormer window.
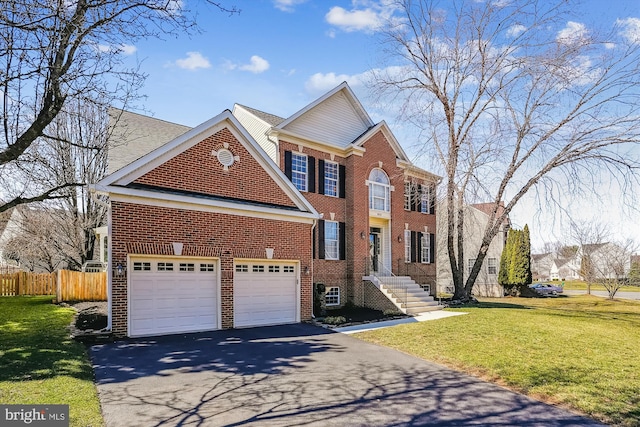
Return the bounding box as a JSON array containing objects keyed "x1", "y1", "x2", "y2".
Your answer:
[{"x1": 368, "y1": 168, "x2": 390, "y2": 212}]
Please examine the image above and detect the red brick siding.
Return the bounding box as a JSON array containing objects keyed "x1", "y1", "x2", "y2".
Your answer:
[
  {"x1": 110, "y1": 201, "x2": 312, "y2": 336},
  {"x1": 279, "y1": 141, "x2": 350, "y2": 299},
  {"x1": 278, "y1": 130, "x2": 437, "y2": 306},
  {"x1": 135, "y1": 127, "x2": 296, "y2": 208}
]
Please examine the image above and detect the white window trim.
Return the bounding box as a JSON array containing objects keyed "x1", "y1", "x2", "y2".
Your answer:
[
  {"x1": 325, "y1": 220, "x2": 339, "y2": 260},
  {"x1": 404, "y1": 229, "x2": 411, "y2": 263},
  {"x1": 421, "y1": 233, "x2": 430, "y2": 264},
  {"x1": 368, "y1": 168, "x2": 391, "y2": 212},
  {"x1": 325, "y1": 286, "x2": 340, "y2": 306},
  {"x1": 420, "y1": 185, "x2": 430, "y2": 214},
  {"x1": 404, "y1": 182, "x2": 411, "y2": 211},
  {"x1": 488, "y1": 257, "x2": 497, "y2": 275},
  {"x1": 368, "y1": 181, "x2": 390, "y2": 212},
  {"x1": 468, "y1": 258, "x2": 476, "y2": 275},
  {"x1": 292, "y1": 153, "x2": 308, "y2": 192},
  {"x1": 324, "y1": 160, "x2": 339, "y2": 197}
]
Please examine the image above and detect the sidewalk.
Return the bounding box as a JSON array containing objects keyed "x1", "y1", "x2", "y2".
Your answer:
[{"x1": 334, "y1": 310, "x2": 467, "y2": 334}]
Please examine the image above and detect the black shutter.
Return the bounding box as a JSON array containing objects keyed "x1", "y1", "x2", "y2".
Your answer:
[
  {"x1": 429, "y1": 233, "x2": 435, "y2": 263},
  {"x1": 339, "y1": 222, "x2": 346, "y2": 260},
  {"x1": 417, "y1": 232, "x2": 423, "y2": 263},
  {"x1": 312, "y1": 225, "x2": 317, "y2": 259},
  {"x1": 284, "y1": 151, "x2": 292, "y2": 180},
  {"x1": 429, "y1": 184, "x2": 436, "y2": 215},
  {"x1": 318, "y1": 219, "x2": 325, "y2": 259},
  {"x1": 411, "y1": 231, "x2": 417, "y2": 263},
  {"x1": 318, "y1": 159, "x2": 325, "y2": 195},
  {"x1": 308, "y1": 156, "x2": 316, "y2": 193},
  {"x1": 339, "y1": 165, "x2": 346, "y2": 199}
]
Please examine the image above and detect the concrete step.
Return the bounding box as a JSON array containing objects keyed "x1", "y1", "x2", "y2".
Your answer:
[
  {"x1": 406, "y1": 305, "x2": 443, "y2": 314},
  {"x1": 374, "y1": 275, "x2": 443, "y2": 315}
]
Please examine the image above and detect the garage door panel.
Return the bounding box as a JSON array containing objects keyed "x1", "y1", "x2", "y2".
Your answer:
[
  {"x1": 129, "y1": 257, "x2": 218, "y2": 337},
  {"x1": 234, "y1": 261, "x2": 298, "y2": 328}
]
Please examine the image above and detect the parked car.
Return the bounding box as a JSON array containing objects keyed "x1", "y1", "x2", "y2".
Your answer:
[
  {"x1": 529, "y1": 282, "x2": 563, "y2": 296},
  {"x1": 82, "y1": 261, "x2": 106, "y2": 273}
]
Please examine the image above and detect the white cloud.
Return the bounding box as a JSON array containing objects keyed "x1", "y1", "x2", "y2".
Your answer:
[
  {"x1": 273, "y1": 0, "x2": 307, "y2": 13},
  {"x1": 119, "y1": 44, "x2": 137, "y2": 55},
  {"x1": 325, "y1": 1, "x2": 402, "y2": 33},
  {"x1": 617, "y1": 17, "x2": 640, "y2": 44},
  {"x1": 304, "y1": 71, "x2": 369, "y2": 94},
  {"x1": 556, "y1": 21, "x2": 589, "y2": 45},
  {"x1": 506, "y1": 24, "x2": 526, "y2": 38},
  {"x1": 175, "y1": 52, "x2": 211, "y2": 70},
  {"x1": 604, "y1": 42, "x2": 616, "y2": 50},
  {"x1": 239, "y1": 55, "x2": 270, "y2": 74},
  {"x1": 326, "y1": 6, "x2": 383, "y2": 32}
]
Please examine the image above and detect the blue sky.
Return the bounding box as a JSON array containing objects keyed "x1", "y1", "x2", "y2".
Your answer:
[{"x1": 118, "y1": 0, "x2": 640, "y2": 250}]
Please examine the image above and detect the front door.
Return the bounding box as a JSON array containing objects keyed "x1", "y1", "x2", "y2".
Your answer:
[{"x1": 370, "y1": 227, "x2": 381, "y2": 273}]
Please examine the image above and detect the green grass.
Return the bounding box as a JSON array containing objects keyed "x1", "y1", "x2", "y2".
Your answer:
[
  {"x1": 560, "y1": 280, "x2": 640, "y2": 292},
  {"x1": 0, "y1": 296, "x2": 103, "y2": 427},
  {"x1": 356, "y1": 295, "x2": 640, "y2": 426}
]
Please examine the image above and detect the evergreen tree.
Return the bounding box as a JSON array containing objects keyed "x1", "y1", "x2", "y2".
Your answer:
[
  {"x1": 523, "y1": 225, "x2": 532, "y2": 284},
  {"x1": 500, "y1": 227, "x2": 532, "y2": 294},
  {"x1": 499, "y1": 229, "x2": 515, "y2": 289}
]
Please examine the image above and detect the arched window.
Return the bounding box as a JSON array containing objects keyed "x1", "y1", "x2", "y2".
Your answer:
[{"x1": 368, "y1": 168, "x2": 390, "y2": 212}]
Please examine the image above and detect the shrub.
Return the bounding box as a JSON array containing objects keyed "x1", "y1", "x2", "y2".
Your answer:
[
  {"x1": 383, "y1": 309, "x2": 403, "y2": 317},
  {"x1": 323, "y1": 316, "x2": 346, "y2": 325}
]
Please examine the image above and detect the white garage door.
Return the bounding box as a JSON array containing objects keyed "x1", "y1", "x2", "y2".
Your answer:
[
  {"x1": 234, "y1": 261, "x2": 298, "y2": 328},
  {"x1": 129, "y1": 257, "x2": 218, "y2": 337}
]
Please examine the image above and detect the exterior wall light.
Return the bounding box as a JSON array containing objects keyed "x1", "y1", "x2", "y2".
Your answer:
[{"x1": 115, "y1": 263, "x2": 126, "y2": 276}]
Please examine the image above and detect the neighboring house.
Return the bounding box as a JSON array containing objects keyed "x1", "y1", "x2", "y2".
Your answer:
[
  {"x1": 94, "y1": 82, "x2": 440, "y2": 337},
  {"x1": 436, "y1": 202, "x2": 511, "y2": 298},
  {"x1": 531, "y1": 253, "x2": 554, "y2": 281},
  {"x1": 578, "y1": 242, "x2": 631, "y2": 280},
  {"x1": 549, "y1": 257, "x2": 580, "y2": 281},
  {"x1": 0, "y1": 207, "x2": 23, "y2": 271}
]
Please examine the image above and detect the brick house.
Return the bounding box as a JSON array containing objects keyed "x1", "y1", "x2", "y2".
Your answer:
[
  {"x1": 233, "y1": 83, "x2": 440, "y2": 311},
  {"x1": 95, "y1": 83, "x2": 440, "y2": 337}
]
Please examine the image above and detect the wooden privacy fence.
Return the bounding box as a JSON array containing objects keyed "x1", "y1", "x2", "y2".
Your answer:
[{"x1": 0, "y1": 270, "x2": 107, "y2": 302}]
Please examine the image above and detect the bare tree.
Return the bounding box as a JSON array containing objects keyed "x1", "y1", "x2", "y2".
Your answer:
[
  {"x1": 0, "y1": 0, "x2": 238, "y2": 214},
  {"x1": 4, "y1": 208, "x2": 67, "y2": 272},
  {"x1": 42, "y1": 100, "x2": 110, "y2": 269},
  {"x1": 594, "y1": 239, "x2": 635, "y2": 299},
  {"x1": 372, "y1": 0, "x2": 640, "y2": 301},
  {"x1": 571, "y1": 221, "x2": 610, "y2": 295}
]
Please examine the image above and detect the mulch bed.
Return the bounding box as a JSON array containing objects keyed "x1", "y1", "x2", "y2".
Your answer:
[
  {"x1": 71, "y1": 301, "x2": 108, "y2": 331},
  {"x1": 315, "y1": 306, "x2": 409, "y2": 327}
]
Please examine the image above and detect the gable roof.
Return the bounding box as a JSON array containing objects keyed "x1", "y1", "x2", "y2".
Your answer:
[
  {"x1": 278, "y1": 82, "x2": 373, "y2": 130},
  {"x1": 352, "y1": 121, "x2": 410, "y2": 162},
  {"x1": 470, "y1": 202, "x2": 511, "y2": 226},
  {"x1": 532, "y1": 253, "x2": 553, "y2": 261},
  {"x1": 107, "y1": 108, "x2": 192, "y2": 173},
  {"x1": 271, "y1": 82, "x2": 375, "y2": 150},
  {"x1": 94, "y1": 110, "x2": 318, "y2": 223},
  {"x1": 235, "y1": 105, "x2": 285, "y2": 127}
]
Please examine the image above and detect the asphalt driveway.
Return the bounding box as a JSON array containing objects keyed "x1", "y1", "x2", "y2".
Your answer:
[{"x1": 90, "y1": 323, "x2": 602, "y2": 427}]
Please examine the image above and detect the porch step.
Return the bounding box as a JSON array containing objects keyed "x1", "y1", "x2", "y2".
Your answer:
[{"x1": 377, "y1": 276, "x2": 443, "y2": 315}]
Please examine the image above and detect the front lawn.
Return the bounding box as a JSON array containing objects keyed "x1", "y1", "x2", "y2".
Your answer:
[
  {"x1": 356, "y1": 295, "x2": 640, "y2": 426},
  {"x1": 0, "y1": 296, "x2": 103, "y2": 427},
  {"x1": 561, "y1": 280, "x2": 640, "y2": 292}
]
